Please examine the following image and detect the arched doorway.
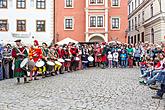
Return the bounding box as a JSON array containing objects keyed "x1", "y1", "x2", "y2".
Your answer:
[
  {"x1": 89, "y1": 36, "x2": 104, "y2": 42},
  {"x1": 88, "y1": 34, "x2": 106, "y2": 42}
]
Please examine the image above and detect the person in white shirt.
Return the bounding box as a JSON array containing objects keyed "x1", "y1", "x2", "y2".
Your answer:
[
  {"x1": 113, "y1": 50, "x2": 119, "y2": 68},
  {"x1": 107, "y1": 51, "x2": 113, "y2": 68}
]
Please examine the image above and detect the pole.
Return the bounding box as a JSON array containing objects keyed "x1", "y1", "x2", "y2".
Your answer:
[{"x1": 53, "y1": 0, "x2": 56, "y2": 44}]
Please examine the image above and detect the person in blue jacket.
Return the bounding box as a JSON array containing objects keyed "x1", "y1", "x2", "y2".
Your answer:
[{"x1": 120, "y1": 50, "x2": 127, "y2": 68}]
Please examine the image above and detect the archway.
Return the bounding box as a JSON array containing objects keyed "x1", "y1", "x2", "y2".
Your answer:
[
  {"x1": 89, "y1": 36, "x2": 104, "y2": 42},
  {"x1": 88, "y1": 34, "x2": 106, "y2": 42}
]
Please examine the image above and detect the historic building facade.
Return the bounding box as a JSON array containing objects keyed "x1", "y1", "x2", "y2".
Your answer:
[
  {"x1": 54, "y1": 0, "x2": 128, "y2": 43},
  {"x1": 128, "y1": 0, "x2": 165, "y2": 44},
  {"x1": 0, "y1": 0, "x2": 54, "y2": 45}
]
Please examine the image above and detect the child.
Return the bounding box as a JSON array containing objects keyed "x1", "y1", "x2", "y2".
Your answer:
[
  {"x1": 113, "y1": 50, "x2": 119, "y2": 68},
  {"x1": 120, "y1": 50, "x2": 127, "y2": 68},
  {"x1": 107, "y1": 51, "x2": 113, "y2": 68}
]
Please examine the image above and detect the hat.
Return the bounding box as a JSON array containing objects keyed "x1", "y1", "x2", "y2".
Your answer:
[
  {"x1": 102, "y1": 42, "x2": 106, "y2": 45},
  {"x1": 34, "y1": 40, "x2": 39, "y2": 46},
  {"x1": 14, "y1": 39, "x2": 21, "y2": 42}
]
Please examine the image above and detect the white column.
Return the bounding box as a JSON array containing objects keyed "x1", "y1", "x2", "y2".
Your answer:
[
  {"x1": 85, "y1": 0, "x2": 89, "y2": 41},
  {"x1": 105, "y1": 0, "x2": 108, "y2": 42}
]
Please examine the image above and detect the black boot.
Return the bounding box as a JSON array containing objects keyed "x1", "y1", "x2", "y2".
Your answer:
[
  {"x1": 24, "y1": 77, "x2": 30, "y2": 83},
  {"x1": 17, "y1": 77, "x2": 20, "y2": 84}
]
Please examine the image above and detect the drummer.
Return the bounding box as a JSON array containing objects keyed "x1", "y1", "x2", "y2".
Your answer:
[
  {"x1": 63, "y1": 45, "x2": 71, "y2": 72},
  {"x1": 55, "y1": 44, "x2": 64, "y2": 74},
  {"x1": 12, "y1": 39, "x2": 29, "y2": 84},
  {"x1": 41, "y1": 42, "x2": 50, "y2": 76},
  {"x1": 48, "y1": 44, "x2": 61, "y2": 75},
  {"x1": 70, "y1": 43, "x2": 78, "y2": 71},
  {"x1": 29, "y1": 40, "x2": 43, "y2": 80}
]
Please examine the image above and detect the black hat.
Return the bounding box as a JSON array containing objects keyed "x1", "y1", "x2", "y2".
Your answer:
[{"x1": 14, "y1": 39, "x2": 21, "y2": 42}]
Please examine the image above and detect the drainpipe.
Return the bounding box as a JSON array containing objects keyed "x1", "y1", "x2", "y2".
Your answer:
[{"x1": 53, "y1": 0, "x2": 55, "y2": 44}]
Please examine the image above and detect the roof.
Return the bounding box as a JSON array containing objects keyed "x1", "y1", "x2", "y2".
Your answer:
[{"x1": 56, "y1": 37, "x2": 78, "y2": 45}]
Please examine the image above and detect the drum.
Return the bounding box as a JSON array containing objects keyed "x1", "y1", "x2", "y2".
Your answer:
[
  {"x1": 88, "y1": 56, "x2": 94, "y2": 62},
  {"x1": 58, "y1": 58, "x2": 65, "y2": 63},
  {"x1": 20, "y1": 58, "x2": 35, "y2": 72},
  {"x1": 20, "y1": 58, "x2": 29, "y2": 69},
  {"x1": 35, "y1": 60, "x2": 45, "y2": 68},
  {"x1": 47, "y1": 61, "x2": 55, "y2": 66},
  {"x1": 46, "y1": 61, "x2": 55, "y2": 71},
  {"x1": 75, "y1": 57, "x2": 80, "y2": 61},
  {"x1": 65, "y1": 59, "x2": 71, "y2": 62}
]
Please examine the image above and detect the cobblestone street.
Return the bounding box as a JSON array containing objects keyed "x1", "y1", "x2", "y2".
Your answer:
[{"x1": 0, "y1": 68, "x2": 165, "y2": 110}]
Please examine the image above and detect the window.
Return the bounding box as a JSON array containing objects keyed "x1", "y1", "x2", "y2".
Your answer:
[
  {"x1": 129, "y1": 5, "x2": 131, "y2": 14},
  {"x1": 65, "y1": 0, "x2": 73, "y2": 8},
  {"x1": 150, "y1": 3, "x2": 153, "y2": 17},
  {"x1": 142, "y1": 11, "x2": 145, "y2": 22},
  {"x1": 135, "y1": 0, "x2": 137, "y2": 8},
  {"x1": 132, "y1": 19, "x2": 134, "y2": 30},
  {"x1": 0, "y1": 20, "x2": 8, "y2": 31},
  {"x1": 97, "y1": 16, "x2": 103, "y2": 27},
  {"x1": 17, "y1": 20, "x2": 26, "y2": 31},
  {"x1": 131, "y1": 36, "x2": 133, "y2": 44},
  {"x1": 17, "y1": 0, "x2": 26, "y2": 9},
  {"x1": 141, "y1": 32, "x2": 144, "y2": 42},
  {"x1": 36, "y1": 0, "x2": 45, "y2": 9},
  {"x1": 128, "y1": 36, "x2": 130, "y2": 44},
  {"x1": 64, "y1": 17, "x2": 73, "y2": 30},
  {"x1": 138, "y1": 0, "x2": 140, "y2": 5},
  {"x1": 111, "y1": 17, "x2": 120, "y2": 29},
  {"x1": 0, "y1": 0, "x2": 7, "y2": 8},
  {"x1": 90, "y1": 0, "x2": 96, "y2": 4},
  {"x1": 90, "y1": 0, "x2": 103, "y2": 4},
  {"x1": 90, "y1": 16, "x2": 104, "y2": 27},
  {"x1": 132, "y1": 2, "x2": 134, "y2": 11},
  {"x1": 36, "y1": 20, "x2": 45, "y2": 32},
  {"x1": 138, "y1": 34, "x2": 140, "y2": 43},
  {"x1": 138, "y1": 14, "x2": 140, "y2": 26},
  {"x1": 134, "y1": 35, "x2": 136, "y2": 44},
  {"x1": 112, "y1": 0, "x2": 119, "y2": 7},
  {"x1": 128, "y1": 20, "x2": 131, "y2": 31},
  {"x1": 151, "y1": 28, "x2": 154, "y2": 44},
  {"x1": 97, "y1": 0, "x2": 103, "y2": 4},
  {"x1": 135, "y1": 17, "x2": 137, "y2": 29},
  {"x1": 90, "y1": 16, "x2": 96, "y2": 27}
]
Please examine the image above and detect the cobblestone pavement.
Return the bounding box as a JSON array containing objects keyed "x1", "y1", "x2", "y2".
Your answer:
[{"x1": 0, "y1": 68, "x2": 165, "y2": 110}]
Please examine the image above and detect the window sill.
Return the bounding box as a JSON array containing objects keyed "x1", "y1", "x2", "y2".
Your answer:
[
  {"x1": 64, "y1": 7, "x2": 74, "y2": 9},
  {"x1": 111, "y1": 28, "x2": 120, "y2": 31},
  {"x1": 64, "y1": 28, "x2": 74, "y2": 31}
]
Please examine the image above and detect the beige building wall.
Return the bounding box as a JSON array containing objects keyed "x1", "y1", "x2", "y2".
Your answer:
[{"x1": 128, "y1": 0, "x2": 165, "y2": 44}]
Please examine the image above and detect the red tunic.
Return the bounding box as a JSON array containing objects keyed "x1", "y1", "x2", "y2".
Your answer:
[{"x1": 29, "y1": 46, "x2": 42, "y2": 62}]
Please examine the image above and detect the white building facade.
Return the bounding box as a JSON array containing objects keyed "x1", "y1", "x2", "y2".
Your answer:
[
  {"x1": 0, "y1": 0, "x2": 54, "y2": 45},
  {"x1": 128, "y1": 0, "x2": 165, "y2": 44}
]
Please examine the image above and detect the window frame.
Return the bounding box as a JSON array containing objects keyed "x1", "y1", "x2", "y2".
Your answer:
[
  {"x1": 64, "y1": 17, "x2": 74, "y2": 30},
  {"x1": 111, "y1": 17, "x2": 120, "y2": 30},
  {"x1": 36, "y1": 20, "x2": 46, "y2": 32},
  {"x1": 89, "y1": 15, "x2": 104, "y2": 28},
  {"x1": 36, "y1": 0, "x2": 46, "y2": 9},
  {"x1": 16, "y1": 0, "x2": 26, "y2": 9},
  {"x1": 111, "y1": 0, "x2": 120, "y2": 7},
  {"x1": 16, "y1": 20, "x2": 26, "y2": 32},
  {"x1": 64, "y1": 0, "x2": 74, "y2": 8},
  {"x1": 0, "y1": 0, "x2": 7, "y2": 8},
  {"x1": 89, "y1": 0, "x2": 104, "y2": 5},
  {"x1": 0, "y1": 19, "x2": 8, "y2": 31}
]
